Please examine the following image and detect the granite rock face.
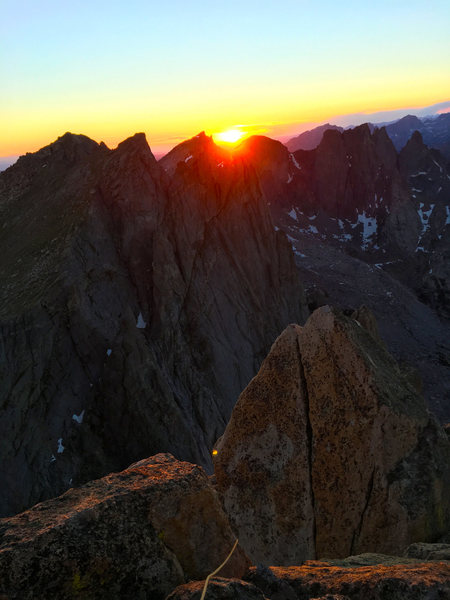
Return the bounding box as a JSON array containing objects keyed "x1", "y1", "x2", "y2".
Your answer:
[
  {"x1": 166, "y1": 578, "x2": 268, "y2": 600},
  {"x1": 0, "y1": 131, "x2": 307, "y2": 516},
  {"x1": 214, "y1": 306, "x2": 450, "y2": 564},
  {"x1": 405, "y1": 543, "x2": 450, "y2": 561},
  {"x1": 245, "y1": 560, "x2": 450, "y2": 600},
  {"x1": 214, "y1": 323, "x2": 315, "y2": 565},
  {"x1": 0, "y1": 454, "x2": 249, "y2": 600},
  {"x1": 167, "y1": 557, "x2": 450, "y2": 600}
]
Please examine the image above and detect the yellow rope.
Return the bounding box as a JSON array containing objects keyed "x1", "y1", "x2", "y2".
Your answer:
[{"x1": 199, "y1": 539, "x2": 239, "y2": 600}]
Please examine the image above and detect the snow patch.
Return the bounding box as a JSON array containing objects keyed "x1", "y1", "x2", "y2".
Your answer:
[
  {"x1": 417, "y1": 203, "x2": 434, "y2": 235},
  {"x1": 72, "y1": 410, "x2": 85, "y2": 424},
  {"x1": 287, "y1": 173, "x2": 293, "y2": 184},
  {"x1": 432, "y1": 158, "x2": 443, "y2": 173},
  {"x1": 288, "y1": 208, "x2": 297, "y2": 220},
  {"x1": 136, "y1": 312, "x2": 146, "y2": 329},
  {"x1": 57, "y1": 438, "x2": 65, "y2": 454},
  {"x1": 289, "y1": 154, "x2": 301, "y2": 170},
  {"x1": 184, "y1": 154, "x2": 193, "y2": 163},
  {"x1": 353, "y1": 211, "x2": 377, "y2": 248},
  {"x1": 106, "y1": 348, "x2": 112, "y2": 356},
  {"x1": 333, "y1": 233, "x2": 352, "y2": 241}
]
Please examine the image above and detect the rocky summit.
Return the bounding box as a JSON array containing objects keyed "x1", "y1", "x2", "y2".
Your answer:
[
  {"x1": 214, "y1": 306, "x2": 450, "y2": 564},
  {"x1": 0, "y1": 123, "x2": 449, "y2": 599},
  {"x1": 0, "y1": 132, "x2": 306, "y2": 517},
  {"x1": 0, "y1": 453, "x2": 249, "y2": 600}
]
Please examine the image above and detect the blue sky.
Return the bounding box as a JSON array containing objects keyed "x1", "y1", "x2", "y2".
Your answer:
[{"x1": 1, "y1": 0, "x2": 449, "y2": 155}]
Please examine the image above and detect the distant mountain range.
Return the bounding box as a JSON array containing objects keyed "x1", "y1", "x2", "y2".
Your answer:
[
  {"x1": 0, "y1": 156, "x2": 18, "y2": 172},
  {"x1": 287, "y1": 112, "x2": 450, "y2": 158},
  {"x1": 1, "y1": 116, "x2": 449, "y2": 518},
  {"x1": 234, "y1": 125, "x2": 450, "y2": 422}
]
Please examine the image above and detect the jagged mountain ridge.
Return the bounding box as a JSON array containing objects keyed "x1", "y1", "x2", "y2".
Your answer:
[
  {"x1": 386, "y1": 112, "x2": 450, "y2": 158},
  {"x1": 0, "y1": 131, "x2": 307, "y2": 517},
  {"x1": 238, "y1": 126, "x2": 450, "y2": 305},
  {"x1": 287, "y1": 112, "x2": 450, "y2": 159},
  {"x1": 233, "y1": 127, "x2": 450, "y2": 421},
  {"x1": 285, "y1": 123, "x2": 344, "y2": 152}
]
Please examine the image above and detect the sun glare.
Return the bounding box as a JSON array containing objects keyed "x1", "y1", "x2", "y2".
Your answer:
[{"x1": 214, "y1": 129, "x2": 246, "y2": 144}]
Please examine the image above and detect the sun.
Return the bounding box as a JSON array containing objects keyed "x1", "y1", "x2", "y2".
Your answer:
[{"x1": 213, "y1": 128, "x2": 246, "y2": 145}]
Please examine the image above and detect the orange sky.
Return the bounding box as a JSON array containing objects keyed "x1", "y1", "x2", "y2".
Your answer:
[{"x1": 1, "y1": 1, "x2": 449, "y2": 158}]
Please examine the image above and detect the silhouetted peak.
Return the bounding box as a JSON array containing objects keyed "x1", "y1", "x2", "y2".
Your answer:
[
  {"x1": 195, "y1": 131, "x2": 209, "y2": 140},
  {"x1": 159, "y1": 131, "x2": 218, "y2": 176},
  {"x1": 8, "y1": 132, "x2": 99, "y2": 173},
  {"x1": 322, "y1": 128, "x2": 343, "y2": 143},
  {"x1": 189, "y1": 131, "x2": 215, "y2": 149},
  {"x1": 349, "y1": 123, "x2": 372, "y2": 138},
  {"x1": 237, "y1": 134, "x2": 286, "y2": 154},
  {"x1": 111, "y1": 133, "x2": 159, "y2": 170},
  {"x1": 116, "y1": 132, "x2": 150, "y2": 154},
  {"x1": 238, "y1": 135, "x2": 283, "y2": 149},
  {"x1": 397, "y1": 114, "x2": 423, "y2": 127},
  {"x1": 398, "y1": 130, "x2": 426, "y2": 165},
  {"x1": 53, "y1": 132, "x2": 99, "y2": 153},
  {"x1": 372, "y1": 125, "x2": 396, "y2": 148},
  {"x1": 409, "y1": 130, "x2": 425, "y2": 146}
]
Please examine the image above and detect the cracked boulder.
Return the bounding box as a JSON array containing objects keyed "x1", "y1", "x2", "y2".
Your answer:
[
  {"x1": 214, "y1": 306, "x2": 450, "y2": 564},
  {"x1": 0, "y1": 454, "x2": 249, "y2": 600}
]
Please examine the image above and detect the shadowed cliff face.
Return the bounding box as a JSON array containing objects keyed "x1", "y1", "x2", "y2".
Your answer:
[
  {"x1": 0, "y1": 131, "x2": 307, "y2": 517},
  {"x1": 237, "y1": 128, "x2": 450, "y2": 421}
]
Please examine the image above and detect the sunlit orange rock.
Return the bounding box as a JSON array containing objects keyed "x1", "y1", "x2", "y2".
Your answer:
[
  {"x1": 214, "y1": 306, "x2": 450, "y2": 564},
  {"x1": 245, "y1": 560, "x2": 450, "y2": 600},
  {"x1": 166, "y1": 556, "x2": 450, "y2": 600},
  {"x1": 0, "y1": 454, "x2": 249, "y2": 600}
]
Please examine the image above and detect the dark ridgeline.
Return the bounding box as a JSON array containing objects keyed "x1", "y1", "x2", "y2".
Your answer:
[
  {"x1": 237, "y1": 124, "x2": 450, "y2": 422},
  {"x1": 0, "y1": 124, "x2": 449, "y2": 600},
  {"x1": 0, "y1": 117, "x2": 449, "y2": 520},
  {"x1": 286, "y1": 112, "x2": 450, "y2": 158},
  {"x1": 0, "y1": 131, "x2": 307, "y2": 517}
]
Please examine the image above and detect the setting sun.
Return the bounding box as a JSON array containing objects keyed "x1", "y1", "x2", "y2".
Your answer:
[{"x1": 214, "y1": 129, "x2": 246, "y2": 144}]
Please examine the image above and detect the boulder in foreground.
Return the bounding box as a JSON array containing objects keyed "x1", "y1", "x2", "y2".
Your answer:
[
  {"x1": 0, "y1": 454, "x2": 249, "y2": 600},
  {"x1": 214, "y1": 306, "x2": 450, "y2": 564},
  {"x1": 245, "y1": 560, "x2": 450, "y2": 600},
  {"x1": 166, "y1": 557, "x2": 450, "y2": 600}
]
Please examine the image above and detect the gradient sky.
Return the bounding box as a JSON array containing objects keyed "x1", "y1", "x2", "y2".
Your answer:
[{"x1": 1, "y1": 0, "x2": 450, "y2": 157}]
